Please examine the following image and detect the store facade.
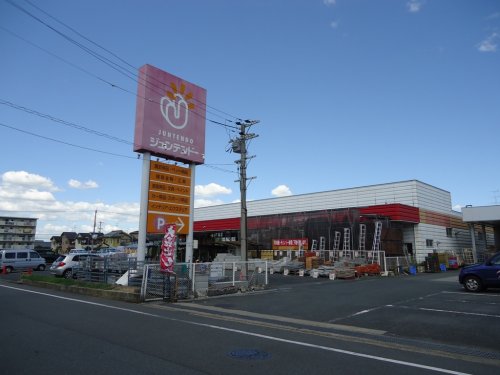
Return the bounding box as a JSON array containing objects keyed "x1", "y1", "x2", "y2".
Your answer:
[{"x1": 193, "y1": 180, "x2": 475, "y2": 263}]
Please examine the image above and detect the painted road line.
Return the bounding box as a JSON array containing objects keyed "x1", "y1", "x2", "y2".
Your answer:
[
  {"x1": 0, "y1": 284, "x2": 473, "y2": 375},
  {"x1": 174, "y1": 302, "x2": 386, "y2": 335},
  {"x1": 386, "y1": 304, "x2": 500, "y2": 318}
]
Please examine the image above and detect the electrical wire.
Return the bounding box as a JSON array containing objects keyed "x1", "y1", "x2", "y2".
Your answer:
[
  {"x1": 8, "y1": 0, "x2": 242, "y2": 125},
  {"x1": 0, "y1": 25, "x2": 239, "y2": 133},
  {"x1": 0, "y1": 99, "x2": 133, "y2": 145},
  {"x1": 1, "y1": 3, "x2": 244, "y2": 173},
  {"x1": 0, "y1": 117, "x2": 236, "y2": 173},
  {"x1": 0, "y1": 121, "x2": 137, "y2": 159}
]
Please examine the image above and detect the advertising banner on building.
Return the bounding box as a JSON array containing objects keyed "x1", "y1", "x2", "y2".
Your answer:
[
  {"x1": 272, "y1": 238, "x2": 308, "y2": 250},
  {"x1": 160, "y1": 223, "x2": 176, "y2": 273},
  {"x1": 134, "y1": 64, "x2": 206, "y2": 165}
]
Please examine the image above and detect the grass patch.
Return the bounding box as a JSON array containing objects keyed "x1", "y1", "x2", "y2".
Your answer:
[{"x1": 21, "y1": 273, "x2": 115, "y2": 290}]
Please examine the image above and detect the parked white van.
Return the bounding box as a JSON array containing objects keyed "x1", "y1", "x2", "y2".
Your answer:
[{"x1": 0, "y1": 249, "x2": 46, "y2": 273}]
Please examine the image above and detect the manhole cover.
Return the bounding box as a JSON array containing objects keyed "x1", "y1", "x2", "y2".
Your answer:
[{"x1": 228, "y1": 349, "x2": 271, "y2": 360}]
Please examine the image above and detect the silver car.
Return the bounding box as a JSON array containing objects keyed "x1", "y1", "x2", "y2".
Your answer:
[{"x1": 49, "y1": 253, "x2": 102, "y2": 279}]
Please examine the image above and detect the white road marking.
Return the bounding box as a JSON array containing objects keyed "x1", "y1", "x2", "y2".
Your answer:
[
  {"x1": 443, "y1": 291, "x2": 500, "y2": 298},
  {"x1": 418, "y1": 307, "x2": 500, "y2": 318},
  {"x1": 0, "y1": 284, "x2": 471, "y2": 375},
  {"x1": 386, "y1": 304, "x2": 500, "y2": 318}
]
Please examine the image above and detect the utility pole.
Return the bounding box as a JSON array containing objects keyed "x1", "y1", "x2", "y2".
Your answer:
[
  {"x1": 233, "y1": 119, "x2": 259, "y2": 262},
  {"x1": 92, "y1": 210, "x2": 97, "y2": 251}
]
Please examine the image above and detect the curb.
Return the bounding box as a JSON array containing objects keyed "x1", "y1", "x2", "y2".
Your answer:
[{"x1": 20, "y1": 279, "x2": 141, "y2": 303}]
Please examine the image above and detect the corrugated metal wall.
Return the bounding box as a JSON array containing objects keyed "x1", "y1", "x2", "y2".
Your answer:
[{"x1": 194, "y1": 180, "x2": 449, "y2": 221}]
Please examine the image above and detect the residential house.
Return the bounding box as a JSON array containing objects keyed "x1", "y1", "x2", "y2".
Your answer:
[
  {"x1": 102, "y1": 230, "x2": 132, "y2": 248},
  {"x1": 75, "y1": 232, "x2": 104, "y2": 250},
  {"x1": 50, "y1": 236, "x2": 61, "y2": 252},
  {"x1": 60, "y1": 232, "x2": 77, "y2": 253}
]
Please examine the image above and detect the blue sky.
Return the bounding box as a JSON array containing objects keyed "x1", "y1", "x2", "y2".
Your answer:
[{"x1": 1, "y1": 0, "x2": 499, "y2": 241}]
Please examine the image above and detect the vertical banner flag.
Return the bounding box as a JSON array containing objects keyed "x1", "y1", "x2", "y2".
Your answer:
[{"x1": 160, "y1": 224, "x2": 176, "y2": 273}]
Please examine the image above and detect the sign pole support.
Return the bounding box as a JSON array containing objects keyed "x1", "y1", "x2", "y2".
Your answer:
[
  {"x1": 138, "y1": 152, "x2": 150, "y2": 262},
  {"x1": 186, "y1": 163, "x2": 195, "y2": 264}
]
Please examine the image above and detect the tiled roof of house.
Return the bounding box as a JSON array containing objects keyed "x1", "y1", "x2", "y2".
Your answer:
[
  {"x1": 104, "y1": 230, "x2": 130, "y2": 238},
  {"x1": 61, "y1": 232, "x2": 77, "y2": 240}
]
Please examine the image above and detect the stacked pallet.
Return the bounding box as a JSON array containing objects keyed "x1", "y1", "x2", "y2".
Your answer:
[
  {"x1": 305, "y1": 256, "x2": 320, "y2": 270},
  {"x1": 333, "y1": 267, "x2": 356, "y2": 279},
  {"x1": 354, "y1": 263, "x2": 381, "y2": 276}
]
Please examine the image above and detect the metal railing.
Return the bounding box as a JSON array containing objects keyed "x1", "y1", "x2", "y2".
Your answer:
[
  {"x1": 141, "y1": 260, "x2": 269, "y2": 302},
  {"x1": 73, "y1": 257, "x2": 139, "y2": 285}
]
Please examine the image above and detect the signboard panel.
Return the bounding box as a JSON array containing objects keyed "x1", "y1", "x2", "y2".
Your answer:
[
  {"x1": 147, "y1": 214, "x2": 189, "y2": 234},
  {"x1": 150, "y1": 181, "x2": 190, "y2": 196},
  {"x1": 149, "y1": 171, "x2": 190, "y2": 186},
  {"x1": 147, "y1": 161, "x2": 191, "y2": 235},
  {"x1": 148, "y1": 191, "x2": 190, "y2": 205},
  {"x1": 272, "y1": 238, "x2": 308, "y2": 250},
  {"x1": 134, "y1": 64, "x2": 206, "y2": 165}
]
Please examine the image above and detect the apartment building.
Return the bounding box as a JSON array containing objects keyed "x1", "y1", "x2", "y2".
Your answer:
[{"x1": 0, "y1": 216, "x2": 37, "y2": 249}]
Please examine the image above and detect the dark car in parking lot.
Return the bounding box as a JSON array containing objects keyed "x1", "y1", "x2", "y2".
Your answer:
[
  {"x1": 37, "y1": 250, "x2": 60, "y2": 264},
  {"x1": 459, "y1": 252, "x2": 500, "y2": 292}
]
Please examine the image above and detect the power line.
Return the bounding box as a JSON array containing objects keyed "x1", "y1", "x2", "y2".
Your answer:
[
  {"x1": 0, "y1": 25, "x2": 239, "y2": 133},
  {"x1": 0, "y1": 121, "x2": 138, "y2": 159},
  {"x1": 0, "y1": 98, "x2": 237, "y2": 172},
  {"x1": 7, "y1": 0, "x2": 241, "y2": 124},
  {"x1": 0, "y1": 99, "x2": 133, "y2": 145},
  {"x1": 0, "y1": 118, "x2": 236, "y2": 173}
]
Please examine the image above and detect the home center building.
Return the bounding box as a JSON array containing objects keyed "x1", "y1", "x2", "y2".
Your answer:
[{"x1": 193, "y1": 180, "x2": 483, "y2": 263}]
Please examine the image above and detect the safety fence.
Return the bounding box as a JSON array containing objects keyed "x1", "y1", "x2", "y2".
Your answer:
[
  {"x1": 385, "y1": 256, "x2": 411, "y2": 274},
  {"x1": 140, "y1": 260, "x2": 269, "y2": 302},
  {"x1": 73, "y1": 257, "x2": 139, "y2": 285}
]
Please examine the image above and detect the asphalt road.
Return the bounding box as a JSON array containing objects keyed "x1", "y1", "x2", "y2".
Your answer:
[{"x1": 1, "y1": 270, "x2": 499, "y2": 374}]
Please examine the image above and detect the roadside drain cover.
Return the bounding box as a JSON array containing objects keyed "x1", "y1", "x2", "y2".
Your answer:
[{"x1": 228, "y1": 349, "x2": 271, "y2": 360}]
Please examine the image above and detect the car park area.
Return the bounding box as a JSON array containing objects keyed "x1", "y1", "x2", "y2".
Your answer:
[{"x1": 177, "y1": 270, "x2": 500, "y2": 358}]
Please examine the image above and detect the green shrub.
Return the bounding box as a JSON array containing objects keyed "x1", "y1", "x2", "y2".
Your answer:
[{"x1": 21, "y1": 274, "x2": 114, "y2": 290}]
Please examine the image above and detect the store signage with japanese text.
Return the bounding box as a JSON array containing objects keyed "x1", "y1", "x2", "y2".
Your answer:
[
  {"x1": 147, "y1": 161, "x2": 191, "y2": 235},
  {"x1": 272, "y1": 238, "x2": 308, "y2": 250},
  {"x1": 134, "y1": 64, "x2": 206, "y2": 165}
]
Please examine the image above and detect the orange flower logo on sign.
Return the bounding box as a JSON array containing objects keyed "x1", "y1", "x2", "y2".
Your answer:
[{"x1": 160, "y1": 82, "x2": 195, "y2": 130}]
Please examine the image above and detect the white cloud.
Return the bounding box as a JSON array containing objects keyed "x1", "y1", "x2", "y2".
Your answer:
[
  {"x1": 407, "y1": 1, "x2": 423, "y2": 13},
  {"x1": 0, "y1": 170, "x2": 139, "y2": 240},
  {"x1": 2, "y1": 170, "x2": 59, "y2": 192},
  {"x1": 68, "y1": 179, "x2": 99, "y2": 189},
  {"x1": 330, "y1": 21, "x2": 339, "y2": 29},
  {"x1": 323, "y1": 0, "x2": 336, "y2": 6},
  {"x1": 195, "y1": 183, "x2": 231, "y2": 197},
  {"x1": 272, "y1": 185, "x2": 293, "y2": 197},
  {"x1": 477, "y1": 33, "x2": 498, "y2": 52},
  {"x1": 452, "y1": 204, "x2": 463, "y2": 212}
]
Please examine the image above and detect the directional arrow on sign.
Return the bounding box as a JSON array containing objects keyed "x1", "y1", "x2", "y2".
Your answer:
[{"x1": 176, "y1": 217, "x2": 185, "y2": 233}]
